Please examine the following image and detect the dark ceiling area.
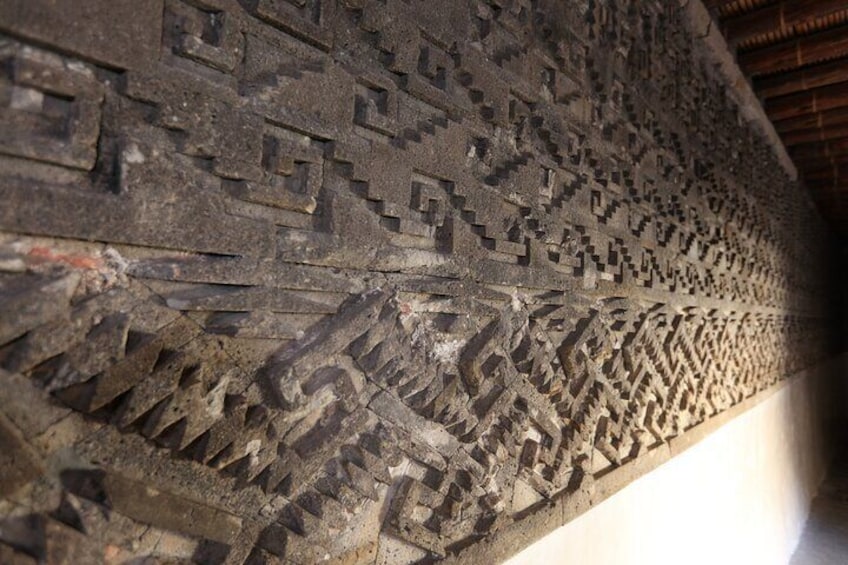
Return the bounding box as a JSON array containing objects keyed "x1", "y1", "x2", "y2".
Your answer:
[{"x1": 706, "y1": 0, "x2": 848, "y2": 226}]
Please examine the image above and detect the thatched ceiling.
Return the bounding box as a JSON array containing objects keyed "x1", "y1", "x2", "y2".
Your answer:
[{"x1": 707, "y1": 0, "x2": 848, "y2": 225}]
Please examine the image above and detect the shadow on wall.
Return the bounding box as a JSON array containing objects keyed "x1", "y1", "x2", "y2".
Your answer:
[{"x1": 824, "y1": 236, "x2": 848, "y2": 440}]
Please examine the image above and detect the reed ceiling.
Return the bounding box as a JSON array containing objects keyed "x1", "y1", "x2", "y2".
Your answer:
[{"x1": 706, "y1": 0, "x2": 848, "y2": 226}]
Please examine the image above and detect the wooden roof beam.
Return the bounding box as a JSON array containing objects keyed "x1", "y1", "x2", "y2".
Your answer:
[
  {"x1": 765, "y1": 80, "x2": 848, "y2": 121},
  {"x1": 706, "y1": 1, "x2": 745, "y2": 16},
  {"x1": 803, "y1": 164, "x2": 848, "y2": 181},
  {"x1": 782, "y1": 123, "x2": 848, "y2": 146},
  {"x1": 789, "y1": 136, "x2": 848, "y2": 160},
  {"x1": 774, "y1": 106, "x2": 848, "y2": 134},
  {"x1": 793, "y1": 157, "x2": 846, "y2": 171},
  {"x1": 724, "y1": 0, "x2": 848, "y2": 46},
  {"x1": 755, "y1": 57, "x2": 848, "y2": 99},
  {"x1": 738, "y1": 24, "x2": 848, "y2": 76}
]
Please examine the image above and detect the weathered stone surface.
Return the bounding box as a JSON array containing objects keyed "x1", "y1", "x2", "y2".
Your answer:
[
  {"x1": 0, "y1": 370, "x2": 70, "y2": 439},
  {"x1": 0, "y1": 0, "x2": 837, "y2": 563},
  {"x1": 100, "y1": 473, "x2": 242, "y2": 544},
  {"x1": 0, "y1": 272, "x2": 77, "y2": 345},
  {"x1": 0, "y1": 0, "x2": 163, "y2": 71},
  {"x1": 0, "y1": 415, "x2": 42, "y2": 498}
]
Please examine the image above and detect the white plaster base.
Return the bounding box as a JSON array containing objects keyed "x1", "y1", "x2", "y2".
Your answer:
[{"x1": 504, "y1": 363, "x2": 835, "y2": 565}]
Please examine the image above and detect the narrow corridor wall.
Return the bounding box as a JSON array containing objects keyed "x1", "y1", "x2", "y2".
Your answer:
[
  {"x1": 0, "y1": 0, "x2": 836, "y2": 563},
  {"x1": 504, "y1": 358, "x2": 838, "y2": 565}
]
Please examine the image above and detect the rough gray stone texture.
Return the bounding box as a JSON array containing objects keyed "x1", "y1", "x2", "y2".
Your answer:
[
  {"x1": 0, "y1": 0, "x2": 164, "y2": 71},
  {"x1": 0, "y1": 0, "x2": 834, "y2": 563}
]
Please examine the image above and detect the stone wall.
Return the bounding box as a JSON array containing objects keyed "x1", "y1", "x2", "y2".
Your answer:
[
  {"x1": 0, "y1": 1, "x2": 834, "y2": 563},
  {"x1": 505, "y1": 357, "x2": 837, "y2": 565}
]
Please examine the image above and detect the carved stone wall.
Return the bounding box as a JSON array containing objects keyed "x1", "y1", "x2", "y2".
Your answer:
[{"x1": 0, "y1": 1, "x2": 833, "y2": 563}]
